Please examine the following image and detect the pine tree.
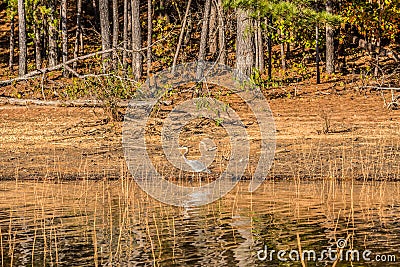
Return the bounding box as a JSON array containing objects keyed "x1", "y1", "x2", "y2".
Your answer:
[
  {"x1": 17, "y1": 0, "x2": 27, "y2": 76},
  {"x1": 99, "y1": 0, "x2": 111, "y2": 71},
  {"x1": 131, "y1": 0, "x2": 142, "y2": 80}
]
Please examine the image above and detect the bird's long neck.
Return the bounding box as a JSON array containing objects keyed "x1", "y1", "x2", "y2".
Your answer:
[{"x1": 182, "y1": 148, "x2": 190, "y2": 164}]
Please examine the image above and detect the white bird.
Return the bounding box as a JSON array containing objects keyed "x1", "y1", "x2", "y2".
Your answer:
[{"x1": 180, "y1": 146, "x2": 211, "y2": 173}]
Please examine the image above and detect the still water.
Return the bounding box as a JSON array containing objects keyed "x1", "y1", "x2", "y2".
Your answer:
[{"x1": 0, "y1": 179, "x2": 399, "y2": 266}]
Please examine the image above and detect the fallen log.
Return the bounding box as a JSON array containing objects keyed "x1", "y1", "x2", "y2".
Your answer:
[
  {"x1": 0, "y1": 97, "x2": 129, "y2": 108},
  {"x1": 0, "y1": 48, "x2": 120, "y2": 86},
  {"x1": 0, "y1": 31, "x2": 175, "y2": 87}
]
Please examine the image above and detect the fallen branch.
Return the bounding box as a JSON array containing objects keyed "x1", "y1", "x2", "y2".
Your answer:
[
  {"x1": 0, "y1": 48, "x2": 117, "y2": 86},
  {"x1": 0, "y1": 29, "x2": 177, "y2": 87},
  {"x1": 0, "y1": 96, "x2": 129, "y2": 108}
]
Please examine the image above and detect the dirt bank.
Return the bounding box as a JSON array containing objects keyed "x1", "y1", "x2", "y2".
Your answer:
[{"x1": 1, "y1": 87, "x2": 399, "y2": 181}]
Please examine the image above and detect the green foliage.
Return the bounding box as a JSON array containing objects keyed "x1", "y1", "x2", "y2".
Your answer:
[
  {"x1": 65, "y1": 76, "x2": 137, "y2": 121},
  {"x1": 6, "y1": 0, "x2": 17, "y2": 19},
  {"x1": 340, "y1": 0, "x2": 400, "y2": 41},
  {"x1": 153, "y1": 16, "x2": 178, "y2": 66},
  {"x1": 65, "y1": 76, "x2": 136, "y2": 100},
  {"x1": 214, "y1": 118, "x2": 224, "y2": 127},
  {"x1": 224, "y1": 0, "x2": 342, "y2": 25}
]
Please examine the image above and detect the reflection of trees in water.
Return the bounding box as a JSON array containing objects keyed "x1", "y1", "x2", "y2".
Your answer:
[{"x1": 0, "y1": 181, "x2": 400, "y2": 266}]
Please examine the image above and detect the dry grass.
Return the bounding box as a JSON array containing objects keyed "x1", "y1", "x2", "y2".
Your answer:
[{"x1": 0, "y1": 178, "x2": 398, "y2": 265}]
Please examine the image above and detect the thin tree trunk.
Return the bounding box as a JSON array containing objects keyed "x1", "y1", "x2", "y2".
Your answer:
[
  {"x1": 43, "y1": 18, "x2": 48, "y2": 59},
  {"x1": 73, "y1": 0, "x2": 83, "y2": 69},
  {"x1": 255, "y1": 17, "x2": 264, "y2": 73},
  {"x1": 159, "y1": 0, "x2": 164, "y2": 14},
  {"x1": 325, "y1": 0, "x2": 335, "y2": 74},
  {"x1": 217, "y1": 0, "x2": 226, "y2": 64},
  {"x1": 183, "y1": 11, "x2": 192, "y2": 48},
  {"x1": 9, "y1": 14, "x2": 15, "y2": 71},
  {"x1": 80, "y1": 25, "x2": 84, "y2": 54},
  {"x1": 61, "y1": 0, "x2": 68, "y2": 76},
  {"x1": 280, "y1": 43, "x2": 285, "y2": 69},
  {"x1": 286, "y1": 31, "x2": 291, "y2": 59},
  {"x1": 147, "y1": 0, "x2": 153, "y2": 77},
  {"x1": 112, "y1": 0, "x2": 119, "y2": 69},
  {"x1": 171, "y1": 0, "x2": 192, "y2": 73},
  {"x1": 236, "y1": 8, "x2": 254, "y2": 77},
  {"x1": 267, "y1": 16, "x2": 272, "y2": 79},
  {"x1": 18, "y1": 0, "x2": 27, "y2": 76},
  {"x1": 127, "y1": 0, "x2": 132, "y2": 51},
  {"x1": 255, "y1": 21, "x2": 259, "y2": 71},
  {"x1": 48, "y1": 0, "x2": 58, "y2": 67},
  {"x1": 159, "y1": 0, "x2": 170, "y2": 22},
  {"x1": 92, "y1": 0, "x2": 99, "y2": 29},
  {"x1": 33, "y1": 1, "x2": 42, "y2": 69},
  {"x1": 208, "y1": 1, "x2": 217, "y2": 55},
  {"x1": 122, "y1": 0, "x2": 128, "y2": 73},
  {"x1": 131, "y1": 0, "x2": 142, "y2": 80},
  {"x1": 197, "y1": 0, "x2": 211, "y2": 78},
  {"x1": 316, "y1": 24, "x2": 321, "y2": 84},
  {"x1": 34, "y1": 22, "x2": 42, "y2": 69},
  {"x1": 374, "y1": 0, "x2": 382, "y2": 77},
  {"x1": 279, "y1": 28, "x2": 286, "y2": 70},
  {"x1": 99, "y1": 0, "x2": 111, "y2": 71}
]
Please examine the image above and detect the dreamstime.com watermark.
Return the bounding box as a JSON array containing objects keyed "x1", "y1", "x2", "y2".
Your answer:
[{"x1": 257, "y1": 239, "x2": 397, "y2": 263}]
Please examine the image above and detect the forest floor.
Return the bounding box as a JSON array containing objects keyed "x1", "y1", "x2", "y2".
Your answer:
[{"x1": 1, "y1": 80, "x2": 400, "y2": 182}]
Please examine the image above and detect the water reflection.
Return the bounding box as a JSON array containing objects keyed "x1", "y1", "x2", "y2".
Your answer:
[{"x1": 0, "y1": 180, "x2": 399, "y2": 266}]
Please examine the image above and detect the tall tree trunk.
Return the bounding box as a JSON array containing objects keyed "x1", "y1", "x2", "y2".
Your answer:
[
  {"x1": 9, "y1": 14, "x2": 15, "y2": 71},
  {"x1": 217, "y1": 0, "x2": 226, "y2": 64},
  {"x1": 73, "y1": 0, "x2": 83, "y2": 69},
  {"x1": 61, "y1": 0, "x2": 68, "y2": 76},
  {"x1": 236, "y1": 8, "x2": 254, "y2": 77},
  {"x1": 17, "y1": 0, "x2": 27, "y2": 76},
  {"x1": 374, "y1": 0, "x2": 382, "y2": 77},
  {"x1": 43, "y1": 17, "x2": 48, "y2": 59},
  {"x1": 208, "y1": 1, "x2": 217, "y2": 55},
  {"x1": 122, "y1": 0, "x2": 128, "y2": 73},
  {"x1": 112, "y1": 0, "x2": 119, "y2": 69},
  {"x1": 34, "y1": 21, "x2": 42, "y2": 69},
  {"x1": 171, "y1": 0, "x2": 192, "y2": 73},
  {"x1": 48, "y1": 0, "x2": 58, "y2": 67},
  {"x1": 131, "y1": 0, "x2": 142, "y2": 80},
  {"x1": 183, "y1": 11, "x2": 192, "y2": 49},
  {"x1": 278, "y1": 28, "x2": 286, "y2": 70},
  {"x1": 267, "y1": 16, "x2": 272, "y2": 79},
  {"x1": 325, "y1": 0, "x2": 335, "y2": 74},
  {"x1": 146, "y1": 0, "x2": 153, "y2": 77},
  {"x1": 280, "y1": 42, "x2": 286, "y2": 70},
  {"x1": 255, "y1": 21, "x2": 259, "y2": 71},
  {"x1": 127, "y1": 0, "x2": 132, "y2": 51},
  {"x1": 255, "y1": 17, "x2": 264, "y2": 73},
  {"x1": 197, "y1": 0, "x2": 211, "y2": 78},
  {"x1": 99, "y1": 0, "x2": 111, "y2": 71},
  {"x1": 92, "y1": 0, "x2": 99, "y2": 29},
  {"x1": 32, "y1": 2, "x2": 42, "y2": 69},
  {"x1": 316, "y1": 24, "x2": 321, "y2": 84},
  {"x1": 159, "y1": 0, "x2": 169, "y2": 23}
]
